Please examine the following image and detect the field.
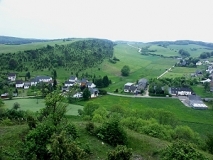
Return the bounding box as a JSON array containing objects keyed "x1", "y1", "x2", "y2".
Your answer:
[
  {"x1": 77, "y1": 95, "x2": 213, "y2": 136},
  {"x1": 0, "y1": 39, "x2": 81, "y2": 54},
  {"x1": 81, "y1": 44, "x2": 178, "y2": 92},
  {"x1": 3, "y1": 98, "x2": 83, "y2": 115}
]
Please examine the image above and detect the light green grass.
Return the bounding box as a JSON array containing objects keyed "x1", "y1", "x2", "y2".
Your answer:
[
  {"x1": 0, "y1": 39, "x2": 80, "y2": 54},
  {"x1": 168, "y1": 44, "x2": 213, "y2": 58},
  {"x1": 162, "y1": 66, "x2": 198, "y2": 78},
  {"x1": 191, "y1": 85, "x2": 213, "y2": 98},
  {"x1": 3, "y1": 98, "x2": 83, "y2": 115}
]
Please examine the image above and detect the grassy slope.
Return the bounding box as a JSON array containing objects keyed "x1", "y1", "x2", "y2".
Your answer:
[
  {"x1": 3, "y1": 99, "x2": 83, "y2": 115},
  {"x1": 77, "y1": 95, "x2": 213, "y2": 137}
]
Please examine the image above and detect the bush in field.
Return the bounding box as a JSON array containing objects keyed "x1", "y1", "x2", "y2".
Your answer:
[
  {"x1": 92, "y1": 107, "x2": 107, "y2": 123},
  {"x1": 96, "y1": 119, "x2": 127, "y2": 146},
  {"x1": 107, "y1": 145, "x2": 132, "y2": 160},
  {"x1": 205, "y1": 133, "x2": 213, "y2": 154},
  {"x1": 161, "y1": 141, "x2": 207, "y2": 160},
  {"x1": 172, "y1": 126, "x2": 200, "y2": 144}
]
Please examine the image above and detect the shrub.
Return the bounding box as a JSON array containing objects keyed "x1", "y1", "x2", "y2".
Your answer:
[
  {"x1": 206, "y1": 133, "x2": 213, "y2": 154},
  {"x1": 85, "y1": 122, "x2": 95, "y2": 135},
  {"x1": 96, "y1": 120, "x2": 127, "y2": 146},
  {"x1": 107, "y1": 145, "x2": 132, "y2": 160},
  {"x1": 161, "y1": 141, "x2": 208, "y2": 160}
]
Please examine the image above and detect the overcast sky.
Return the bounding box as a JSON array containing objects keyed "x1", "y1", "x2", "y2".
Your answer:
[{"x1": 0, "y1": 0, "x2": 213, "y2": 42}]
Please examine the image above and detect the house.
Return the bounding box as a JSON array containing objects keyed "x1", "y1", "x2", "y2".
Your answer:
[
  {"x1": 196, "y1": 61, "x2": 202, "y2": 66},
  {"x1": 170, "y1": 87, "x2": 192, "y2": 96},
  {"x1": 206, "y1": 66, "x2": 213, "y2": 74},
  {"x1": 64, "y1": 81, "x2": 75, "y2": 87},
  {"x1": 8, "y1": 73, "x2": 16, "y2": 81},
  {"x1": 68, "y1": 76, "x2": 77, "y2": 83},
  {"x1": 187, "y1": 95, "x2": 208, "y2": 109},
  {"x1": 86, "y1": 82, "x2": 96, "y2": 88},
  {"x1": 124, "y1": 82, "x2": 134, "y2": 92},
  {"x1": 16, "y1": 80, "x2": 24, "y2": 88},
  {"x1": 137, "y1": 78, "x2": 148, "y2": 91},
  {"x1": 24, "y1": 82, "x2": 31, "y2": 89},
  {"x1": 89, "y1": 88, "x2": 99, "y2": 98},
  {"x1": 73, "y1": 92, "x2": 83, "y2": 98},
  {"x1": 1, "y1": 93, "x2": 8, "y2": 98},
  {"x1": 200, "y1": 79, "x2": 211, "y2": 84},
  {"x1": 30, "y1": 75, "x2": 53, "y2": 86},
  {"x1": 62, "y1": 86, "x2": 69, "y2": 92},
  {"x1": 80, "y1": 79, "x2": 88, "y2": 87}
]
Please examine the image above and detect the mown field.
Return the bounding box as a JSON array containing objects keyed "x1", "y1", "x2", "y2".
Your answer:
[{"x1": 3, "y1": 98, "x2": 83, "y2": 115}]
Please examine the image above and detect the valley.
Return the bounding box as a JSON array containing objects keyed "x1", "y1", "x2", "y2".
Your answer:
[{"x1": 1, "y1": 37, "x2": 213, "y2": 159}]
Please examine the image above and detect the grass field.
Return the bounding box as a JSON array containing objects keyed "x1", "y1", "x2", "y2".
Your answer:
[
  {"x1": 0, "y1": 39, "x2": 81, "y2": 54},
  {"x1": 3, "y1": 98, "x2": 83, "y2": 115},
  {"x1": 77, "y1": 95, "x2": 213, "y2": 136},
  {"x1": 191, "y1": 85, "x2": 213, "y2": 98},
  {"x1": 168, "y1": 44, "x2": 213, "y2": 58}
]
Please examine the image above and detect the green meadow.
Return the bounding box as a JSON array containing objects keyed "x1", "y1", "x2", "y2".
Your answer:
[
  {"x1": 3, "y1": 98, "x2": 83, "y2": 115},
  {"x1": 77, "y1": 95, "x2": 213, "y2": 136}
]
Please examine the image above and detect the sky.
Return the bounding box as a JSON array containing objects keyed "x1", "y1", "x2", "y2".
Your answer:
[{"x1": 0, "y1": 0, "x2": 213, "y2": 42}]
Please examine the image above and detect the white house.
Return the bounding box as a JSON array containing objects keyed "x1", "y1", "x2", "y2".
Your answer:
[
  {"x1": 86, "y1": 82, "x2": 96, "y2": 88},
  {"x1": 64, "y1": 81, "x2": 75, "y2": 87},
  {"x1": 24, "y1": 82, "x2": 31, "y2": 89},
  {"x1": 8, "y1": 73, "x2": 16, "y2": 81},
  {"x1": 73, "y1": 92, "x2": 83, "y2": 98},
  {"x1": 196, "y1": 61, "x2": 202, "y2": 66},
  {"x1": 69, "y1": 76, "x2": 77, "y2": 83},
  {"x1": 89, "y1": 88, "x2": 99, "y2": 98},
  {"x1": 30, "y1": 75, "x2": 53, "y2": 86},
  {"x1": 124, "y1": 82, "x2": 134, "y2": 92},
  {"x1": 200, "y1": 79, "x2": 211, "y2": 84},
  {"x1": 170, "y1": 87, "x2": 192, "y2": 96},
  {"x1": 16, "y1": 80, "x2": 24, "y2": 88}
]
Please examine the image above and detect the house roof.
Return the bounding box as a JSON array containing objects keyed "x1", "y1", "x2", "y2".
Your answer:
[
  {"x1": 188, "y1": 95, "x2": 201, "y2": 101},
  {"x1": 170, "y1": 87, "x2": 192, "y2": 94},
  {"x1": 138, "y1": 78, "x2": 148, "y2": 84},
  {"x1": 124, "y1": 82, "x2": 134, "y2": 87},
  {"x1": 16, "y1": 80, "x2": 23, "y2": 84},
  {"x1": 8, "y1": 73, "x2": 16, "y2": 76},
  {"x1": 31, "y1": 76, "x2": 52, "y2": 82},
  {"x1": 89, "y1": 88, "x2": 99, "y2": 94},
  {"x1": 81, "y1": 79, "x2": 88, "y2": 83},
  {"x1": 65, "y1": 81, "x2": 74, "y2": 84},
  {"x1": 69, "y1": 76, "x2": 77, "y2": 80}
]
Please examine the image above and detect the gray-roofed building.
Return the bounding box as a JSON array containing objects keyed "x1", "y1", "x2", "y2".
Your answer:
[
  {"x1": 187, "y1": 95, "x2": 208, "y2": 109},
  {"x1": 137, "y1": 78, "x2": 148, "y2": 91},
  {"x1": 16, "y1": 80, "x2": 24, "y2": 88},
  {"x1": 89, "y1": 88, "x2": 99, "y2": 98},
  {"x1": 170, "y1": 87, "x2": 192, "y2": 96},
  {"x1": 69, "y1": 76, "x2": 77, "y2": 82},
  {"x1": 30, "y1": 75, "x2": 52, "y2": 86}
]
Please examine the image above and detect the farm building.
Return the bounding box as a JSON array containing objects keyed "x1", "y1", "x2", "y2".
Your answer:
[
  {"x1": 187, "y1": 95, "x2": 208, "y2": 109},
  {"x1": 170, "y1": 87, "x2": 192, "y2": 96}
]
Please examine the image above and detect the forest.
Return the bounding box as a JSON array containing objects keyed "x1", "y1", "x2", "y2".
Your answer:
[{"x1": 0, "y1": 39, "x2": 114, "y2": 74}]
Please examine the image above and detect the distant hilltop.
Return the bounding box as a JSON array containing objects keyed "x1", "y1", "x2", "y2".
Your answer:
[{"x1": 0, "y1": 36, "x2": 51, "y2": 45}]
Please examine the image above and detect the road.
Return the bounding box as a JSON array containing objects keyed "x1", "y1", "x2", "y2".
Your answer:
[{"x1": 157, "y1": 66, "x2": 174, "y2": 79}]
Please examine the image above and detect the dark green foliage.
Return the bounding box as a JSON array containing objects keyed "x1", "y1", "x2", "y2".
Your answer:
[
  {"x1": 121, "y1": 65, "x2": 130, "y2": 76},
  {"x1": 102, "y1": 75, "x2": 110, "y2": 87},
  {"x1": 161, "y1": 141, "x2": 208, "y2": 160},
  {"x1": 200, "y1": 51, "x2": 213, "y2": 59},
  {"x1": 0, "y1": 39, "x2": 113, "y2": 72},
  {"x1": 98, "y1": 89, "x2": 107, "y2": 95},
  {"x1": 83, "y1": 87, "x2": 91, "y2": 100},
  {"x1": 96, "y1": 119, "x2": 127, "y2": 146},
  {"x1": 206, "y1": 134, "x2": 213, "y2": 154},
  {"x1": 13, "y1": 102, "x2": 20, "y2": 110},
  {"x1": 25, "y1": 71, "x2": 31, "y2": 79},
  {"x1": 48, "y1": 131, "x2": 86, "y2": 160},
  {"x1": 85, "y1": 122, "x2": 95, "y2": 135},
  {"x1": 178, "y1": 49, "x2": 190, "y2": 57},
  {"x1": 107, "y1": 145, "x2": 132, "y2": 160}
]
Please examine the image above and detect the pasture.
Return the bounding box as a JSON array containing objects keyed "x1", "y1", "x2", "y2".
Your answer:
[
  {"x1": 0, "y1": 39, "x2": 80, "y2": 54},
  {"x1": 3, "y1": 98, "x2": 83, "y2": 115},
  {"x1": 81, "y1": 44, "x2": 178, "y2": 92},
  {"x1": 78, "y1": 95, "x2": 213, "y2": 136}
]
